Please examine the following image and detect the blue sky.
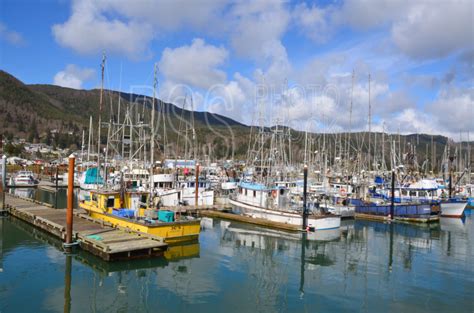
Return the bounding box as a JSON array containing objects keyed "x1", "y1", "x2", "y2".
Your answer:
[{"x1": 0, "y1": 0, "x2": 472, "y2": 138}]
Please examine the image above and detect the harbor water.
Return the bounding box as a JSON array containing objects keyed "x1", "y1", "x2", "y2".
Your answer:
[{"x1": 0, "y1": 196, "x2": 473, "y2": 312}]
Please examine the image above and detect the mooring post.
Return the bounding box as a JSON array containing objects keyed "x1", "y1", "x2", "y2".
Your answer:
[
  {"x1": 302, "y1": 164, "x2": 308, "y2": 230},
  {"x1": 65, "y1": 154, "x2": 75, "y2": 251},
  {"x1": 390, "y1": 169, "x2": 395, "y2": 220},
  {"x1": 55, "y1": 166, "x2": 59, "y2": 209},
  {"x1": 1, "y1": 155, "x2": 6, "y2": 213},
  {"x1": 195, "y1": 163, "x2": 200, "y2": 207},
  {"x1": 63, "y1": 254, "x2": 72, "y2": 313},
  {"x1": 1, "y1": 155, "x2": 6, "y2": 189},
  {"x1": 449, "y1": 165, "x2": 453, "y2": 199}
]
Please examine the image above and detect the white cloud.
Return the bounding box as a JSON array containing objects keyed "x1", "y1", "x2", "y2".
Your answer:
[
  {"x1": 230, "y1": 0, "x2": 291, "y2": 86},
  {"x1": 53, "y1": 64, "x2": 95, "y2": 89},
  {"x1": 52, "y1": 0, "x2": 227, "y2": 59},
  {"x1": 99, "y1": 0, "x2": 227, "y2": 32},
  {"x1": 294, "y1": 0, "x2": 473, "y2": 60},
  {"x1": 52, "y1": 0, "x2": 154, "y2": 59},
  {"x1": 391, "y1": 1, "x2": 474, "y2": 59},
  {"x1": 159, "y1": 38, "x2": 228, "y2": 90},
  {"x1": 292, "y1": 2, "x2": 332, "y2": 43},
  {"x1": 428, "y1": 87, "x2": 474, "y2": 134},
  {"x1": 0, "y1": 22, "x2": 25, "y2": 46}
]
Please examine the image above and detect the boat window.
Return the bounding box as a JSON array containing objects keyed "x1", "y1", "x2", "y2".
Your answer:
[
  {"x1": 239, "y1": 187, "x2": 242, "y2": 194},
  {"x1": 253, "y1": 190, "x2": 256, "y2": 197},
  {"x1": 419, "y1": 191, "x2": 426, "y2": 197},
  {"x1": 106, "y1": 197, "x2": 114, "y2": 208},
  {"x1": 141, "y1": 195, "x2": 147, "y2": 207},
  {"x1": 402, "y1": 190, "x2": 408, "y2": 196},
  {"x1": 245, "y1": 189, "x2": 247, "y2": 196},
  {"x1": 280, "y1": 188, "x2": 284, "y2": 195},
  {"x1": 410, "y1": 191, "x2": 417, "y2": 197},
  {"x1": 92, "y1": 194, "x2": 97, "y2": 202}
]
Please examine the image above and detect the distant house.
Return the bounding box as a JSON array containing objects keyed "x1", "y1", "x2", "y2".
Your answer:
[
  {"x1": 164, "y1": 159, "x2": 196, "y2": 169},
  {"x1": 7, "y1": 156, "x2": 26, "y2": 165}
]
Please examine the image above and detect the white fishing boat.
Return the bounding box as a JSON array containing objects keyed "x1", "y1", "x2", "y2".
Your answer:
[
  {"x1": 153, "y1": 173, "x2": 180, "y2": 206},
  {"x1": 230, "y1": 181, "x2": 340, "y2": 231},
  {"x1": 177, "y1": 178, "x2": 214, "y2": 206},
  {"x1": 13, "y1": 170, "x2": 38, "y2": 186},
  {"x1": 440, "y1": 200, "x2": 466, "y2": 217}
]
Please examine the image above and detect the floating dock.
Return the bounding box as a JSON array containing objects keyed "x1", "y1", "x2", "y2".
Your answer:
[
  {"x1": 198, "y1": 210, "x2": 302, "y2": 232},
  {"x1": 4, "y1": 194, "x2": 168, "y2": 261}
]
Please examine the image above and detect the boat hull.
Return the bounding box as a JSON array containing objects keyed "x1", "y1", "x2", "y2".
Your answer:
[
  {"x1": 229, "y1": 198, "x2": 341, "y2": 230},
  {"x1": 355, "y1": 203, "x2": 439, "y2": 223},
  {"x1": 440, "y1": 202, "x2": 466, "y2": 217}
]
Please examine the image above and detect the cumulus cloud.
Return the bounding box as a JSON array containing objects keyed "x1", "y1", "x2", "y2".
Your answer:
[
  {"x1": 230, "y1": 0, "x2": 292, "y2": 86},
  {"x1": 427, "y1": 87, "x2": 474, "y2": 133},
  {"x1": 53, "y1": 64, "x2": 95, "y2": 89},
  {"x1": 294, "y1": 0, "x2": 473, "y2": 60},
  {"x1": 292, "y1": 2, "x2": 333, "y2": 43},
  {"x1": 0, "y1": 22, "x2": 25, "y2": 46},
  {"x1": 159, "y1": 38, "x2": 228, "y2": 90},
  {"x1": 52, "y1": 0, "x2": 154, "y2": 59},
  {"x1": 391, "y1": 1, "x2": 474, "y2": 59},
  {"x1": 52, "y1": 0, "x2": 227, "y2": 59},
  {"x1": 99, "y1": 0, "x2": 227, "y2": 32}
]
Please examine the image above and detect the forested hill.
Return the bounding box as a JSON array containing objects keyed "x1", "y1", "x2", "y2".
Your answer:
[{"x1": 0, "y1": 70, "x2": 463, "y2": 165}]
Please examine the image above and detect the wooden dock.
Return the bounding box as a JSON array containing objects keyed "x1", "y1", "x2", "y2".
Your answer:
[
  {"x1": 198, "y1": 210, "x2": 302, "y2": 232},
  {"x1": 4, "y1": 194, "x2": 168, "y2": 261}
]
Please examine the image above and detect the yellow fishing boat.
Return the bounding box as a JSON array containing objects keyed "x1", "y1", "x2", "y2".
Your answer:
[{"x1": 79, "y1": 190, "x2": 201, "y2": 244}]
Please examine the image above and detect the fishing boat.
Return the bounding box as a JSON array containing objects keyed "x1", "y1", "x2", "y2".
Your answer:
[
  {"x1": 439, "y1": 199, "x2": 467, "y2": 217},
  {"x1": 79, "y1": 189, "x2": 201, "y2": 244},
  {"x1": 79, "y1": 167, "x2": 104, "y2": 190},
  {"x1": 12, "y1": 170, "x2": 38, "y2": 186},
  {"x1": 230, "y1": 181, "x2": 341, "y2": 231},
  {"x1": 355, "y1": 202, "x2": 440, "y2": 223}
]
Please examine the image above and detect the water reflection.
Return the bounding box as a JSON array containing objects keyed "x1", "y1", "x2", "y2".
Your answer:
[
  {"x1": 0, "y1": 210, "x2": 473, "y2": 312},
  {"x1": 8, "y1": 187, "x2": 78, "y2": 209}
]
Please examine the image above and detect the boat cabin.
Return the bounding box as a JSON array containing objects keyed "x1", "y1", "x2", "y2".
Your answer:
[{"x1": 85, "y1": 190, "x2": 149, "y2": 213}]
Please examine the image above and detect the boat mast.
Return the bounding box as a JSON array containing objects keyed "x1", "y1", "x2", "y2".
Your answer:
[
  {"x1": 96, "y1": 52, "x2": 106, "y2": 189},
  {"x1": 87, "y1": 116, "x2": 92, "y2": 164},
  {"x1": 150, "y1": 63, "x2": 157, "y2": 199},
  {"x1": 368, "y1": 73, "x2": 372, "y2": 172},
  {"x1": 81, "y1": 129, "x2": 85, "y2": 163}
]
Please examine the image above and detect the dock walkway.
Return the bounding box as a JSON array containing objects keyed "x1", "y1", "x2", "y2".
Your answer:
[{"x1": 4, "y1": 194, "x2": 168, "y2": 261}]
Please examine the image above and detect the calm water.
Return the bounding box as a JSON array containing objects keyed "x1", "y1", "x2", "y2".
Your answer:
[
  {"x1": 8, "y1": 187, "x2": 78, "y2": 209},
  {"x1": 0, "y1": 208, "x2": 473, "y2": 312}
]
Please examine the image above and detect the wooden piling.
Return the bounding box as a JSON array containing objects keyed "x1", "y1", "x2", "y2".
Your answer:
[
  {"x1": 390, "y1": 169, "x2": 395, "y2": 220},
  {"x1": 302, "y1": 165, "x2": 308, "y2": 229},
  {"x1": 65, "y1": 155, "x2": 75, "y2": 247},
  {"x1": 195, "y1": 163, "x2": 199, "y2": 207}
]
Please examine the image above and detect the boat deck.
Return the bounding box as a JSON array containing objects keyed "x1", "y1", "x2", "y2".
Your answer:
[{"x1": 4, "y1": 194, "x2": 168, "y2": 261}]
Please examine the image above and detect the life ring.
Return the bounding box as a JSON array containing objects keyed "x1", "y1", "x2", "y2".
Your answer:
[
  {"x1": 272, "y1": 190, "x2": 277, "y2": 198},
  {"x1": 340, "y1": 188, "x2": 347, "y2": 196}
]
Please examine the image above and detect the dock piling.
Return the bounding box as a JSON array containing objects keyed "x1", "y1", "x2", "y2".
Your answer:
[
  {"x1": 55, "y1": 166, "x2": 59, "y2": 209},
  {"x1": 302, "y1": 164, "x2": 308, "y2": 230},
  {"x1": 195, "y1": 163, "x2": 200, "y2": 207},
  {"x1": 65, "y1": 155, "x2": 75, "y2": 251},
  {"x1": 1, "y1": 155, "x2": 6, "y2": 215},
  {"x1": 390, "y1": 169, "x2": 395, "y2": 220}
]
